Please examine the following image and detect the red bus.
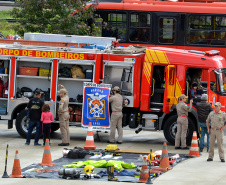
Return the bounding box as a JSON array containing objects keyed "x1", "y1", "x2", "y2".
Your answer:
[{"x1": 90, "y1": 0, "x2": 226, "y2": 57}]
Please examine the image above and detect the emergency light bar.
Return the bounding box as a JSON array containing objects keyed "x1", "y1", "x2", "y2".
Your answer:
[{"x1": 205, "y1": 50, "x2": 220, "y2": 56}]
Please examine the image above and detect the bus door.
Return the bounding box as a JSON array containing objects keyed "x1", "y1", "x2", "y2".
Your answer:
[
  {"x1": 163, "y1": 65, "x2": 176, "y2": 114},
  {"x1": 155, "y1": 14, "x2": 182, "y2": 45}
]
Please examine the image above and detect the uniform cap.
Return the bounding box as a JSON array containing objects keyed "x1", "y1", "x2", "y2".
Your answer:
[
  {"x1": 179, "y1": 94, "x2": 188, "y2": 99},
  {"x1": 112, "y1": 86, "x2": 120, "y2": 91},
  {"x1": 57, "y1": 88, "x2": 68, "y2": 94},
  {"x1": 201, "y1": 94, "x2": 208, "y2": 101},
  {"x1": 35, "y1": 89, "x2": 43, "y2": 95},
  {"x1": 215, "y1": 102, "x2": 221, "y2": 107}
]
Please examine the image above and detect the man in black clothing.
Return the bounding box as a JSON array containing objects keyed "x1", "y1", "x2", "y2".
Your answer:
[
  {"x1": 25, "y1": 90, "x2": 44, "y2": 146},
  {"x1": 196, "y1": 94, "x2": 212, "y2": 152}
]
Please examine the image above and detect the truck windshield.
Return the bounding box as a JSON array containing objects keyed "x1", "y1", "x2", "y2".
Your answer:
[{"x1": 218, "y1": 68, "x2": 226, "y2": 95}]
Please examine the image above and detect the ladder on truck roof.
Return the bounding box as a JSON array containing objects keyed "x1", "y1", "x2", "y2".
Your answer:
[
  {"x1": 24, "y1": 33, "x2": 116, "y2": 49},
  {"x1": 0, "y1": 44, "x2": 103, "y2": 54},
  {"x1": 0, "y1": 39, "x2": 89, "y2": 49}
]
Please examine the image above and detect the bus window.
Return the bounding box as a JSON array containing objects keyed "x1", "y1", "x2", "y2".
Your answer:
[
  {"x1": 129, "y1": 13, "x2": 151, "y2": 42},
  {"x1": 187, "y1": 15, "x2": 226, "y2": 46},
  {"x1": 99, "y1": 12, "x2": 127, "y2": 41},
  {"x1": 158, "y1": 18, "x2": 176, "y2": 44}
]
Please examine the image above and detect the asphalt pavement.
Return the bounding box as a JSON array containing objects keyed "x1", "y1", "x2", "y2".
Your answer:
[
  {"x1": 0, "y1": 1, "x2": 15, "y2": 10},
  {"x1": 0, "y1": 121, "x2": 226, "y2": 185}
]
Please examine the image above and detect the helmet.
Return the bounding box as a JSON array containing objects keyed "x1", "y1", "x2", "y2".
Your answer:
[{"x1": 84, "y1": 165, "x2": 94, "y2": 174}]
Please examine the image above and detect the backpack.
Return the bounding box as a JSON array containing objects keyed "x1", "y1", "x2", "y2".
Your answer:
[{"x1": 67, "y1": 147, "x2": 87, "y2": 159}]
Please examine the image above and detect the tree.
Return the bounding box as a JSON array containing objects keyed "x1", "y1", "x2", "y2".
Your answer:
[{"x1": 11, "y1": 0, "x2": 98, "y2": 36}]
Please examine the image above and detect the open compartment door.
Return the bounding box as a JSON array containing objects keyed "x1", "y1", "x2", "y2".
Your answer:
[{"x1": 163, "y1": 65, "x2": 176, "y2": 113}]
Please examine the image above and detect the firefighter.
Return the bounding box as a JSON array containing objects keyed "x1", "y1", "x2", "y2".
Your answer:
[
  {"x1": 25, "y1": 89, "x2": 44, "y2": 146},
  {"x1": 108, "y1": 86, "x2": 123, "y2": 144},
  {"x1": 58, "y1": 84, "x2": 70, "y2": 146},
  {"x1": 206, "y1": 102, "x2": 226, "y2": 162},
  {"x1": 175, "y1": 94, "x2": 193, "y2": 150}
]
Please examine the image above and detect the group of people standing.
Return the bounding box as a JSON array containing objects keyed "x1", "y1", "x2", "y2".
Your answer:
[
  {"x1": 24, "y1": 84, "x2": 124, "y2": 147},
  {"x1": 175, "y1": 93, "x2": 226, "y2": 162},
  {"x1": 25, "y1": 84, "x2": 70, "y2": 146}
]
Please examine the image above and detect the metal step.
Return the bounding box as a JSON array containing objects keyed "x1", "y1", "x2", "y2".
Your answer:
[
  {"x1": 150, "y1": 108, "x2": 162, "y2": 111},
  {"x1": 150, "y1": 102, "x2": 163, "y2": 105},
  {"x1": 142, "y1": 114, "x2": 158, "y2": 120},
  {"x1": 142, "y1": 128, "x2": 157, "y2": 131}
]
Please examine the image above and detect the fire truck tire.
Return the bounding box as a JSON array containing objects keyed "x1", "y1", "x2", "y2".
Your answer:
[
  {"x1": 163, "y1": 115, "x2": 196, "y2": 146},
  {"x1": 16, "y1": 109, "x2": 35, "y2": 139},
  {"x1": 51, "y1": 123, "x2": 60, "y2": 132}
]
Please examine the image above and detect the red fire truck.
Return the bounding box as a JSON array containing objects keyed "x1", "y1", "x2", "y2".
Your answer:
[{"x1": 0, "y1": 42, "x2": 225, "y2": 145}]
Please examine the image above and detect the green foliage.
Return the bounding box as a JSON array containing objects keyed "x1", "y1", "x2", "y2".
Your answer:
[
  {"x1": 11, "y1": 0, "x2": 97, "y2": 36},
  {"x1": 0, "y1": 10, "x2": 12, "y2": 19},
  {"x1": 0, "y1": 20, "x2": 18, "y2": 37}
]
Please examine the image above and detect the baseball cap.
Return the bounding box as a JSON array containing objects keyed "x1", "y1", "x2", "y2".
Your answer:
[
  {"x1": 57, "y1": 88, "x2": 68, "y2": 94},
  {"x1": 179, "y1": 94, "x2": 188, "y2": 99},
  {"x1": 215, "y1": 102, "x2": 221, "y2": 107},
  {"x1": 112, "y1": 86, "x2": 120, "y2": 91}
]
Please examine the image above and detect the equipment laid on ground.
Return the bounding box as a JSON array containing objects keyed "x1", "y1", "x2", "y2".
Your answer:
[
  {"x1": 106, "y1": 144, "x2": 118, "y2": 151},
  {"x1": 66, "y1": 147, "x2": 87, "y2": 159},
  {"x1": 148, "y1": 149, "x2": 156, "y2": 161},
  {"x1": 58, "y1": 168, "x2": 81, "y2": 179},
  {"x1": 107, "y1": 165, "x2": 118, "y2": 181}
]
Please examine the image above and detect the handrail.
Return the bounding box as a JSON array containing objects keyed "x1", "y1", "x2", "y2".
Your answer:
[
  {"x1": 186, "y1": 81, "x2": 189, "y2": 97},
  {"x1": 151, "y1": 78, "x2": 155, "y2": 96}
]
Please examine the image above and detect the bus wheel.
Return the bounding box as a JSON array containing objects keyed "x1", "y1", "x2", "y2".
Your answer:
[
  {"x1": 51, "y1": 123, "x2": 60, "y2": 132},
  {"x1": 16, "y1": 109, "x2": 35, "y2": 139},
  {"x1": 163, "y1": 115, "x2": 196, "y2": 146}
]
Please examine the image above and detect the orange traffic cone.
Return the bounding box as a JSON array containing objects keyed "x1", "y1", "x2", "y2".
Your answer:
[
  {"x1": 137, "y1": 156, "x2": 149, "y2": 183},
  {"x1": 39, "y1": 139, "x2": 55, "y2": 166},
  {"x1": 10, "y1": 150, "x2": 24, "y2": 178},
  {"x1": 187, "y1": 131, "x2": 201, "y2": 157},
  {"x1": 84, "y1": 122, "x2": 96, "y2": 150},
  {"x1": 158, "y1": 142, "x2": 172, "y2": 170}
]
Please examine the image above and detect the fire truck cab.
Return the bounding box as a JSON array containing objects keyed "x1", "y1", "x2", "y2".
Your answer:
[{"x1": 0, "y1": 42, "x2": 225, "y2": 145}]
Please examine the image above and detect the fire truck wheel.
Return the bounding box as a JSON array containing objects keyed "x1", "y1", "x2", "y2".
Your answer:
[
  {"x1": 163, "y1": 115, "x2": 196, "y2": 146},
  {"x1": 16, "y1": 109, "x2": 35, "y2": 139}
]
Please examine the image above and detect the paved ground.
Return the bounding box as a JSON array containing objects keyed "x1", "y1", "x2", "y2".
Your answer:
[
  {"x1": 0, "y1": 121, "x2": 225, "y2": 185},
  {"x1": 0, "y1": 1, "x2": 15, "y2": 10}
]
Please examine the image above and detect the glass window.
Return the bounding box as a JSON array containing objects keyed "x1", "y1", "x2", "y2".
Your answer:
[
  {"x1": 187, "y1": 15, "x2": 226, "y2": 46},
  {"x1": 97, "y1": 11, "x2": 127, "y2": 41},
  {"x1": 129, "y1": 13, "x2": 151, "y2": 42},
  {"x1": 158, "y1": 18, "x2": 176, "y2": 44},
  {"x1": 168, "y1": 67, "x2": 175, "y2": 85}
]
